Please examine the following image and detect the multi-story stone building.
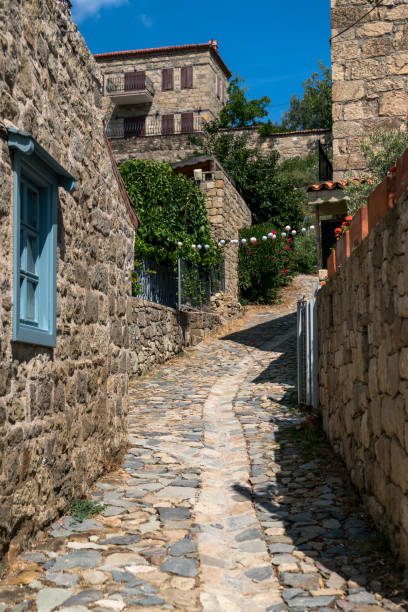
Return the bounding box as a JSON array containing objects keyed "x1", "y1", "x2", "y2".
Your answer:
[
  {"x1": 94, "y1": 41, "x2": 232, "y2": 141},
  {"x1": 331, "y1": 0, "x2": 408, "y2": 179}
]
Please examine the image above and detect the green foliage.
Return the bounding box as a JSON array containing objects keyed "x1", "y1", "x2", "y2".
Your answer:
[
  {"x1": 238, "y1": 224, "x2": 316, "y2": 303},
  {"x1": 277, "y1": 151, "x2": 319, "y2": 189},
  {"x1": 282, "y1": 63, "x2": 332, "y2": 130},
  {"x1": 190, "y1": 128, "x2": 305, "y2": 226},
  {"x1": 70, "y1": 499, "x2": 105, "y2": 523},
  {"x1": 119, "y1": 159, "x2": 220, "y2": 269},
  {"x1": 344, "y1": 121, "x2": 408, "y2": 215},
  {"x1": 291, "y1": 230, "x2": 318, "y2": 274},
  {"x1": 219, "y1": 76, "x2": 270, "y2": 128},
  {"x1": 258, "y1": 120, "x2": 291, "y2": 136}
]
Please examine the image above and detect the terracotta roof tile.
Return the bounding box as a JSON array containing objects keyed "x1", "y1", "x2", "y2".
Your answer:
[
  {"x1": 94, "y1": 41, "x2": 232, "y2": 78},
  {"x1": 306, "y1": 178, "x2": 374, "y2": 192}
]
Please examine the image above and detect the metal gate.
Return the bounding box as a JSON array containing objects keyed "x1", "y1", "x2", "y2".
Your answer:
[{"x1": 297, "y1": 282, "x2": 319, "y2": 409}]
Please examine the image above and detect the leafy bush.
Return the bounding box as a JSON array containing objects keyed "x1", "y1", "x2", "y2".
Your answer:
[
  {"x1": 119, "y1": 159, "x2": 220, "y2": 269},
  {"x1": 277, "y1": 151, "x2": 320, "y2": 189},
  {"x1": 291, "y1": 230, "x2": 318, "y2": 274},
  {"x1": 344, "y1": 120, "x2": 408, "y2": 216},
  {"x1": 238, "y1": 223, "x2": 316, "y2": 303},
  {"x1": 190, "y1": 128, "x2": 305, "y2": 226},
  {"x1": 282, "y1": 62, "x2": 332, "y2": 130}
]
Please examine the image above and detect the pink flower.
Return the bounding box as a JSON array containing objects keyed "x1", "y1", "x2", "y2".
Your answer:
[{"x1": 390, "y1": 166, "x2": 397, "y2": 173}]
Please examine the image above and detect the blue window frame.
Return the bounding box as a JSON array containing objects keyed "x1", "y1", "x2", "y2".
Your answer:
[{"x1": 8, "y1": 128, "x2": 76, "y2": 348}]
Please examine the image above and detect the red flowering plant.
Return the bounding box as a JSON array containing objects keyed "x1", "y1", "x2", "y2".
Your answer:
[
  {"x1": 334, "y1": 215, "x2": 352, "y2": 240},
  {"x1": 238, "y1": 221, "x2": 317, "y2": 303}
]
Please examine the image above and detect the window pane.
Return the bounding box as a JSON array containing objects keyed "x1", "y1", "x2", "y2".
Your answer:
[
  {"x1": 26, "y1": 234, "x2": 37, "y2": 273},
  {"x1": 26, "y1": 280, "x2": 36, "y2": 321},
  {"x1": 20, "y1": 229, "x2": 25, "y2": 268},
  {"x1": 27, "y1": 189, "x2": 38, "y2": 228}
]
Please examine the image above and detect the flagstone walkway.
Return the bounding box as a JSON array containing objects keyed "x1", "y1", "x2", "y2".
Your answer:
[{"x1": 0, "y1": 276, "x2": 406, "y2": 611}]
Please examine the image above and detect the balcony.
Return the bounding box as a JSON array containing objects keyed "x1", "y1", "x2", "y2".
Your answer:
[
  {"x1": 107, "y1": 115, "x2": 203, "y2": 139},
  {"x1": 104, "y1": 72, "x2": 155, "y2": 105}
]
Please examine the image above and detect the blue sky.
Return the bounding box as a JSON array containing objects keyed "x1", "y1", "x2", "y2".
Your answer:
[{"x1": 73, "y1": 0, "x2": 331, "y2": 123}]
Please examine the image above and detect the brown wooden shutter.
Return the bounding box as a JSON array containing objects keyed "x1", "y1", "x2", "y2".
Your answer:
[
  {"x1": 181, "y1": 112, "x2": 194, "y2": 134},
  {"x1": 181, "y1": 66, "x2": 193, "y2": 89},
  {"x1": 162, "y1": 114, "x2": 174, "y2": 135},
  {"x1": 124, "y1": 116, "x2": 146, "y2": 138},
  {"x1": 125, "y1": 71, "x2": 146, "y2": 91},
  {"x1": 162, "y1": 68, "x2": 174, "y2": 91}
]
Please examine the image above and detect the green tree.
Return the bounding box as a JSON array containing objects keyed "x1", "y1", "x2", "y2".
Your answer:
[
  {"x1": 190, "y1": 127, "x2": 304, "y2": 227},
  {"x1": 344, "y1": 122, "x2": 408, "y2": 215},
  {"x1": 119, "y1": 159, "x2": 220, "y2": 268},
  {"x1": 218, "y1": 76, "x2": 270, "y2": 128},
  {"x1": 282, "y1": 63, "x2": 332, "y2": 130}
]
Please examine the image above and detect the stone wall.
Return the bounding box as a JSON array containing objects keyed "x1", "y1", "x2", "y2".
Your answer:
[
  {"x1": 200, "y1": 170, "x2": 252, "y2": 299},
  {"x1": 128, "y1": 299, "x2": 224, "y2": 375},
  {"x1": 331, "y1": 0, "x2": 408, "y2": 179},
  {"x1": 317, "y1": 184, "x2": 408, "y2": 563},
  {"x1": 0, "y1": 1, "x2": 135, "y2": 554},
  {"x1": 110, "y1": 128, "x2": 331, "y2": 165}
]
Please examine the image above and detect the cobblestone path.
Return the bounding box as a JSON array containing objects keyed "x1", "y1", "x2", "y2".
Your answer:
[{"x1": 0, "y1": 277, "x2": 406, "y2": 611}]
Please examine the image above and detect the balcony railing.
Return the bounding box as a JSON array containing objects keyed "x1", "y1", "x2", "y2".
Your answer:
[
  {"x1": 107, "y1": 115, "x2": 204, "y2": 139},
  {"x1": 105, "y1": 71, "x2": 155, "y2": 97}
]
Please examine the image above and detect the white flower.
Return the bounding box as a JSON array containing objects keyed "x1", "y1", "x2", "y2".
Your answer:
[
  {"x1": 197, "y1": 244, "x2": 202, "y2": 250},
  {"x1": 291, "y1": 230, "x2": 296, "y2": 236},
  {"x1": 191, "y1": 244, "x2": 196, "y2": 249},
  {"x1": 301, "y1": 228, "x2": 306, "y2": 234},
  {"x1": 177, "y1": 241, "x2": 183, "y2": 247},
  {"x1": 267, "y1": 232, "x2": 274, "y2": 238},
  {"x1": 241, "y1": 238, "x2": 247, "y2": 244},
  {"x1": 285, "y1": 225, "x2": 291, "y2": 232},
  {"x1": 310, "y1": 225, "x2": 315, "y2": 231},
  {"x1": 281, "y1": 232, "x2": 287, "y2": 238},
  {"x1": 262, "y1": 235, "x2": 267, "y2": 241},
  {"x1": 204, "y1": 244, "x2": 210, "y2": 250},
  {"x1": 272, "y1": 234, "x2": 277, "y2": 240},
  {"x1": 250, "y1": 237, "x2": 257, "y2": 243},
  {"x1": 220, "y1": 239, "x2": 225, "y2": 245}
]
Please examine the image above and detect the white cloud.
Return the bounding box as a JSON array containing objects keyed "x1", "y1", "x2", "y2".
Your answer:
[
  {"x1": 138, "y1": 13, "x2": 153, "y2": 28},
  {"x1": 72, "y1": 0, "x2": 128, "y2": 22}
]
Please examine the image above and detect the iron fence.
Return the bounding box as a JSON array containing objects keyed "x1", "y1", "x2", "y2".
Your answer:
[
  {"x1": 134, "y1": 259, "x2": 178, "y2": 309},
  {"x1": 107, "y1": 115, "x2": 203, "y2": 139},
  {"x1": 134, "y1": 258, "x2": 225, "y2": 312},
  {"x1": 105, "y1": 72, "x2": 155, "y2": 97},
  {"x1": 297, "y1": 282, "x2": 319, "y2": 409}
]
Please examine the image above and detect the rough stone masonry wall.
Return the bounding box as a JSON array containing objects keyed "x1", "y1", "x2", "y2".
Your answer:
[
  {"x1": 110, "y1": 128, "x2": 331, "y2": 165},
  {"x1": 0, "y1": 1, "x2": 134, "y2": 554},
  {"x1": 317, "y1": 187, "x2": 408, "y2": 563},
  {"x1": 200, "y1": 170, "x2": 252, "y2": 299},
  {"x1": 331, "y1": 0, "x2": 408, "y2": 179},
  {"x1": 128, "y1": 299, "x2": 223, "y2": 375}
]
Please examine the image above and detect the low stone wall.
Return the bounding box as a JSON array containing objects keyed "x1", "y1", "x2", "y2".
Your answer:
[
  {"x1": 317, "y1": 184, "x2": 408, "y2": 564},
  {"x1": 129, "y1": 298, "x2": 225, "y2": 374},
  {"x1": 110, "y1": 128, "x2": 331, "y2": 165}
]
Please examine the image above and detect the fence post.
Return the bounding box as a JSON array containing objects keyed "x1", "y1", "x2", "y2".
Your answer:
[{"x1": 177, "y1": 258, "x2": 182, "y2": 311}]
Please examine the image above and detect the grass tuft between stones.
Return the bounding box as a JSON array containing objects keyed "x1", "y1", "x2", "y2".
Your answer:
[{"x1": 70, "y1": 499, "x2": 106, "y2": 523}]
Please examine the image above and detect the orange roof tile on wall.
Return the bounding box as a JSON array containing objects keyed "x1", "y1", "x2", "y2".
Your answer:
[
  {"x1": 350, "y1": 206, "x2": 368, "y2": 251},
  {"x1": 367, "y1": 174, "x2": 396, "y2": 231},
  {"x1": 395, "y1": 148, "x2": 408, "y2": 202}
]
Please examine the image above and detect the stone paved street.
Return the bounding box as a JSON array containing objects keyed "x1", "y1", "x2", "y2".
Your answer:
[{"x1": 0, "y1": 277, "x2": 406, "y2": 611}]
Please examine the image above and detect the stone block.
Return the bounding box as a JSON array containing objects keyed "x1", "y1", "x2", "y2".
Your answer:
[{"x1": 390, "y1": 437, "x2": 408, "y2": 492}]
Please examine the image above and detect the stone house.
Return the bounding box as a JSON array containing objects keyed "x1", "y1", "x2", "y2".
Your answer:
[
  {"x1": 94, "y1": 41, "x2": 232, "y2": 141},
  {"x1": 0, "y1": 0, "x2": 138, "y2": 555},
  {"x1": 173, "y1": 156, "x2": 252, "y2": 299},
  {"x1": 331, "y1": 0, "x2": 408, "y2": 179}
]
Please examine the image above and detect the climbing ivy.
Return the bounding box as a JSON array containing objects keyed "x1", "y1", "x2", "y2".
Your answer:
[{"x1": 119, "y1": 159, "x2": 221, "y2": 269}]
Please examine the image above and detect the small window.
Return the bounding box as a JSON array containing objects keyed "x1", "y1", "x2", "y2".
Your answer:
[
  {"x1": 8, "y1": 128, "x2": 75, "y2": 347},
  {"x1": 181, "y1": 66, "x2": 193, "y2": 89},
  {"x1": 162, "y1": 68, "x2": 174, "y2": 91}
]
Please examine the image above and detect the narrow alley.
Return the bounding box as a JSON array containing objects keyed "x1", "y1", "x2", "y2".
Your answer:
[{"x1": 0, "y1": 277, "x2": 405, "y2": 612}]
